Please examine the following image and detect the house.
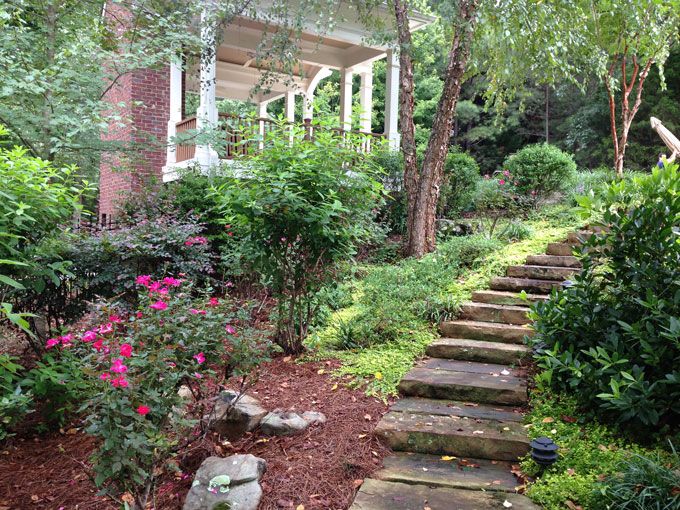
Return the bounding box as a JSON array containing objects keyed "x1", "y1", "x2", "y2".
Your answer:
[{"x1": 98, "y1": 2, "x2": 433, "y2": 221}]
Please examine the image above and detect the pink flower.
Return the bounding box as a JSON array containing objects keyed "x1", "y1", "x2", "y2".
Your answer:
[
  {"x1": 82, "y1": 330, "x2": 97, "y2": 343},
  {"x1": 93, "y1": 339, "x2": 104, "y2": 352},
  {"x1": 484, "y1": 174, "x2": 490, "y2": 180},
  {"x1": 136, "y1": 311, "x2": 143, "y2": 319},
  {"x1": 99, "y1": 372, "x2": 110, "y2": 381},
  {"x1": 149, "y1": 281, "x2": 163, "y2": 293},
  {"x1": 226, "y1": 281, "x2": 234, "y2": 288},
  {"x1": 150, "y1": 301, "x2": 168, "y2": 311},
  {"x1": 184, "y1": 236, "x2": 207, "y2": 246},
  {"x1": 503, "y1": 170, "x2": 510, "y2": 177},
  {"x1": 193, "y1": 372, "x2": 203, "y2": 379},
  {"x1": 190, "y1": 309, "x2": 206, "y2": 315},
  {"x1": 99, "y1": 323, "x2": 113, "y2": 335},
  {"x1": 120, "y1": 343, "x2": 133, "y2": 358},
  {"x1": 225, "y1": 224, "x2": 231, "y2": 229},
  {"x1": 530, "y1": 190, "x2": 537, "y2": 196},
  {"x1": 162, "y1": 277, "x2": 181, "y2": 287},
  {"x1": 111, "y1": 376, "x2": 128, "y2": 388},
  {"x1": 227, "y1": 232, "x2": 233, "y2": 237},
  {"x1": 498, "y1": 179, "x2": 506, "y2": 185},
  {"x1": 193, "y1": 352, "x2": 205, "y2": 364},
  {"x1": 110, "y1": 358, "x2": 128, "y2": 374},
  {"x1": 46, "y1": 338, "x2": 60, "y2": 349},
  {"x1": 225, "y1": 325, "x2": 236, "y2": 335},
  {"x1": 157, "y1": 287, "x2": 169, "y2": 295},
  {"x1": 136, "y1": 405, "x2": 150, "y2": 416},
  {"x1": 109, "y1": 314, "x2": 122, "y2": 323},
  {"x1": 208, "y1": 297, "x2": 219, "y2": 307},
  {"x1": 60, "y1": 334, "x2": 73, "y2": 347},
  {"x1": 135, "y1": 275, "x2": 152, "y2": 287},
  {"x1": 167, "y1": 361, "x2": 176, "y2": 368}
]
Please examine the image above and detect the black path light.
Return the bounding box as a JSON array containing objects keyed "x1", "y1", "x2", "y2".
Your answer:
[{"x1": 530, "y1": 436, "x2": 559, "y2": 467}]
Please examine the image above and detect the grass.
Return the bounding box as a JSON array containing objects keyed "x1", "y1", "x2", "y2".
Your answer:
[
  {"x1": 306, "y1": 204, "x2": 583, "y2": 396},
  {"x1": 521, "y1": 389, "x2": 676, "y2": 510}
]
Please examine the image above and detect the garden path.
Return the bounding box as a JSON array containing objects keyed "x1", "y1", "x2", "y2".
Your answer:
[{"x1": 350, "y1": 233, "x2": 588, "y2": 510}]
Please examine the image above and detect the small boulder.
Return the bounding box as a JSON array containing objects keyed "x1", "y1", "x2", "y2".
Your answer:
[
  {"x1": 260, "y1": 410, "x2": 309, "y2": 436},
  {"x1": 183, "y1": 454, "x2": 266, "y2": 510},
  {"x1": 209, "y1": 391, "x2": 268, "y2": 440},
  {"x1": 301, "y1": 411, "x2": 327, "y2": 425},
  {"x1": 436, "y1": 219, "x2": 475, "y2": 237}
]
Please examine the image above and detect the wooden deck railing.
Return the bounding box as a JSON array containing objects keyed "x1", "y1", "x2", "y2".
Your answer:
[{"x1": 174, "y1": 114, "x2": 385, "y2": 163}]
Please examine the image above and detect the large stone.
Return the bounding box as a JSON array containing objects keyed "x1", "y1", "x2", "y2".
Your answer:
[
  {"x1": 260, "y1": 409, "x2": 310, "y2": 436},
  {"x1": 302, "y1": 411, "x2": 327, "y2": 425},
  {"x1": 183, "y1": 454, "x2": 266, "y2": 510},
  {"x1": 209, "y1": 391, "x2": 268, "y2": 440},
  {"x1": 427, "y1": 338, "x2": 531, "y2": 365},
  {"x1": 459, "y1": 301, "x2": 531, "y2": 325},
  {"x1": 436, "y1": 219, "x2": 475, "y2": 237},
  {"x1": 440, "y1": 319, "x2": 534, "y2": 344},
  {"x1": 506, "y1": 264, "x2": 577, "y2": 281}
]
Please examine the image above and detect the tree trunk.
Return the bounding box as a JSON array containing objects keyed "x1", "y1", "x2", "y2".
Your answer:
[
  {"x1": 394, "y1": 0, "x2": 479, "y2": 257},
  {"x1": 604, "y1": 50, "x2": 653, "y2": 178},
  {"x1": 42, "y1": 0, "x2": 57, "y2": 161}
]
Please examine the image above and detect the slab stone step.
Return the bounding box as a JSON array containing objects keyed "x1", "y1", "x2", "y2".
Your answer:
[
  {"x1": 471, "y1": 290, "x2": 548, "y2": 307},
  {"x1": 427, "y1": 338, "x2": 531, "y2": 365},
  {"x1": 506, "y1": 264, "x2": 577, "y2": 281},
  {"x1": 546, "y1": 242, "x2": 576, "y2": 256},
  {"x1": 415, "y1": 358, "x2": 524, "y2": 377},
  {"x1": 391, "y1": 397, "x2": 524, "y2": 423},
  {"x1": 567, "y1": 230, "x2": 595, "y2": 244},
  {"x1": 440, "y1": 320, "x2": 533, "y2": 344},
  {"x1": 374, "y1": 452, "x2": 522, "y2": 493},
  {"x1": 350, "y1": 479, "x2": 540, "y2": 510},
  {"x1": 460, "y1": 302, "x2": 530, "y2": 325},
  {"x1": 525, "y1": 254, "x2": 581, "y2": 268},
  {"x1": 398, "y1": 366, "x2": 528, "y2": 405},
  {"x1": 375, "y1": 409, "x2": 530, "y2": 460},
  {"x1": 490, "y1": 276, "x2": 562, "y2": 294}
]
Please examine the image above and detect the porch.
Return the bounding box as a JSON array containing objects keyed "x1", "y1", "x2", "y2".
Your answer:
[{"x1": 162, "y1": 6, "x2": 433, "y2": 182}]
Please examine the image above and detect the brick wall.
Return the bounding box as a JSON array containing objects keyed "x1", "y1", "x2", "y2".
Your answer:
[{"x1": 98, "y1": 3, "x2": 170, "y2": 220}]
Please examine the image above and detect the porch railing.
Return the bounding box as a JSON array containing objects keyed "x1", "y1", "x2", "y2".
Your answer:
[{"x1": 174, "y1": 114, "x2": 385, "y2": 163}]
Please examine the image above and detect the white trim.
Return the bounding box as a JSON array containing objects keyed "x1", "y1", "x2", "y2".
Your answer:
[
  {"x1": 339, "y1": 68, "x2": 353, "y2": 131},
  {"x1": 384, "y1": 49, "x2": 400, "y2": 149}
]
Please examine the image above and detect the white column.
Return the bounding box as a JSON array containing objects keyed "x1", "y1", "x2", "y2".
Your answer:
[
  {"x1": 384, "y1": 49, "x2": 400, "y2": 150},
  {"x1": 284, "y1": 91, "x2": 296, "y2": 123},
  {"x1": 257, "y1": 101, "x2": 268, "y2": 151},
  {"x1": 302, "y1": 93, "x2": 313, "y2": 120},
  {"x1": 165, "y1": 58, "x2": 183, "y2": 166},
  {"x1": 195, "y1": 6, "x2": 219, "y2": 167},
  {"x1": 339, "y1": 68, "x2": 354, "y2": 131},
  {"x1": 358, "y1": 68, "x2": 373, "y2": 134}
]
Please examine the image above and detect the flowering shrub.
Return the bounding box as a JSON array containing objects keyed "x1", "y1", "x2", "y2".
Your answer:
[
  {"x1": 473, "y1": 171, "x2": 524, "y2": 236},
  {"x1": 45, "y1": 277, "x2": 268, "y2": 508}
]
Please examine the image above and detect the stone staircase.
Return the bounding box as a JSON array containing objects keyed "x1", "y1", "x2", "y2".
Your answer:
[{"x1": 350, "y1": 234, "x2": 586, "y2": 510}]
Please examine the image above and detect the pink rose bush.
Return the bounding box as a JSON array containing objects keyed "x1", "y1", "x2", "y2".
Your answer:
[{"x1": 45, "y1": 276, "x2": 269, "y2": 509}]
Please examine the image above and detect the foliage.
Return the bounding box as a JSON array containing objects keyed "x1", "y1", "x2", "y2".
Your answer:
[
  {"x1": 530, "y1": 164, "x2": 680, "y2": 433},
  {"x1": 45, "y1": 277, "x2": 268, "y2": 509},
  {"x1": 472, "y1": 172, "x2": 523, "y2": 236},
  {"x1": 214, "y1": 122, "x2": 383, "y2": 354},
  {"x1": 503, "y1": 143, "x2": 576, "y2": 199},
  {"x1": 522, "y1": 390, "x2": 653, "y2": 510},
  {"x1": 0, "y1": 354, "x2": 32, "y2": 442},
  {"x1": 438, "y1": 150, "x2": 481, "y2": 217},
  {"x1": 0, "y1": 127, "x2": 90, "y2": 333},
  {"x1": 498, "y1": 221, "x2": 532, "y2": 242},
  {"x1": 372, "y1": 150, "x2": 407, "y2": 234},
  {"x1": 596, "y1": 445, "x2": 680, "y2": 510}
]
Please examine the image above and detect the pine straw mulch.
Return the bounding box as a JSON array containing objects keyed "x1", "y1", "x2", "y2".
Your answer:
[{"x1": 0, "y1": 356, "x2": 392, "y2": 510}]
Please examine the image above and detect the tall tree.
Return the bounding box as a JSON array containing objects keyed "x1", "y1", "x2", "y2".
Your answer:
[{"x1": 394, "y1": 0, "x2": 478, "y2": 257}]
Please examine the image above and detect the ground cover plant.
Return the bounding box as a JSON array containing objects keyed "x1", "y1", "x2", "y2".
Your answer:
[{"x1": 530, "y1": 164, "x2": 680, "y2": 434}]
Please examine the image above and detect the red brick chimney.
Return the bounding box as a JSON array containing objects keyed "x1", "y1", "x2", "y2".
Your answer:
[{"x1": 98, "y1": 3, "x2": 170, "y2": 222}]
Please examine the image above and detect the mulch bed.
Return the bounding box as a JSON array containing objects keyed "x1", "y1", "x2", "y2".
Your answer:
[{"x1": 0, "y1": 356, "x2": 392, "y2": 510}]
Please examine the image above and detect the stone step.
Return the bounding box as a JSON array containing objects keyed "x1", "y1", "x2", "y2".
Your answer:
[
  {"x1": 490, "y1": 276, "x2": 562, "y2": 294},
  {"x1": 350, "y1": 479, "x2": 540, "y2": 510},
  {"x1": 471, "y1": 290, "x2": 548, "y2": 307},
  {"x1": 391, "y1": 397, "x2": 524, "y2": 423},
  {"x1": 567, "y1": 230, "x2": 595, "y2": 244},
  {"x1": 375, "y1": 408, "x2": 530, "y2": 460},
  {"x1": 506, "y1": 264, "x2": 577, "y2": 281},
  {"x1": 460, "y1": 302, "x2": 530, "y2": 325},
  {"x1": 427, "y1": 338, "x2": 531, "y2": 365},
  {"x1": 546, "y1": 242, "x2": 576, "y2": 256},
  {"x1": 374, "y1": 452, "x2": 521, "y2": 493},
  {"x1": 440, "y1": 320, "x2": 533, "y2": 344},
  {"x1": 398, "y1": 365, "x2": 528, "y2": 405},
  {"x1": 525, "y1": 254, "x2": 581, "y2": 268}
]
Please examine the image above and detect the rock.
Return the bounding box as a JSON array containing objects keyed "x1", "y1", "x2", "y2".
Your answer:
[
  {"x1": 302, "y1": 411, "x2": 327, "y2": 425},
  {"x1": 183, "y1": 454, "x2": 266, "y2": 510},
  {"x1": 209, "y1": 391, "x2": 268, "y2": 440},
  {"x1": 178, "y1": 385, "x2": 193, "y2": 400},
  {"x1": 260, "y1": 409, "x2": 310, "y2": 436},
  {"x1": 436, "y1": 219, "x2": 475, "y2": 237}
]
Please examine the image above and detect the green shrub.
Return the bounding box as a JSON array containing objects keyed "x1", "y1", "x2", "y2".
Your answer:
[
  {"x1": 372, "y1": 150, "x2": 406, "y2": 235},
  {"x1": 595, "y1": 445, "x2": 680, "y2": 509},
  {"x1": 472, "y1": 174, "x2": 523, "y2": 236},
  {"x1": 530, "y1": 164, "x2": 680, "y2": 434},
  {"x1": 498, "y1": 221, "x2": 532, "y2": 242},
  {"x1": 503, "y1": 143, "x2": 576, "y2": 198},
  {"x1": 0, "y1": 354, "x2": 32, "y2": 441},
  {"x1": 438, "y1": 151, "x2": 481, "y2": 217},
  {"x1": 214, "y1": 122, "x2": 383, "y2": 354}
]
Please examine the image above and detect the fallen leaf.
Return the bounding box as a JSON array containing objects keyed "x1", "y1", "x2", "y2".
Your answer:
[
  {"x1": 502, "y1": 427, "x2": 510, "y2": 431},
  {"x1": 317, "y1": 369, "x2": 325, "y2": 375},
  {"x1": 358, "y1": 434, "x2": 367, "y2": 439},
  {"x1": 550, "y1": 428, "x2": 557, "y2": 434},
  {"x1": 30, "y1": 496, "x2": 39, "y2": 502},
  {"x1": 66, "y1": 428, "x2": 78, "y2": 435},
  {"x1": 331, "y1": 383, "x2": 338, "y2": 391},
  {"x1": 422, "y1": 467, "x2": 428, "y2": 471},
  {"x1": 565, "y1": 501, "x2": 583, "y2": 510},
  {"x1": 121, "y1": 493, "x2": 134, "y2": 504},
  {"x1": 500, "y1": 369, "x2": 510, "y2": 375},
  {"x1": 561, "y1": 414, "x2": 577, "y2": 423},
  {"x1": 353, "y1": 479, "x2": 363, "y2": 488},
  {"x1": 567, "y1": 468, "x2": 576, "y2": 476},
  {"x1": 492, "y1": 480, "x2": 501, "y2": 485},
  {"x1": 598, "y1": 444, "x2": 608, "y2": 452},
  {"x1": 542, "y1": 417, "x2": 555, "y2": 423},
  {"x1": 440, "y1": 455, "x2": 456, "y2": 461},
  {"x1": 472, "y1": 430, "x2": 484, "y2": 434},
  {"x1": 464, "y1": 402, "x2": 479, "y2": 407},
  {"x1": 283, "y1": 356, "x2": 292, "y2": 362},
  {"x1": 254, "y1": 438, "x2": 269, "y2": 444}
]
